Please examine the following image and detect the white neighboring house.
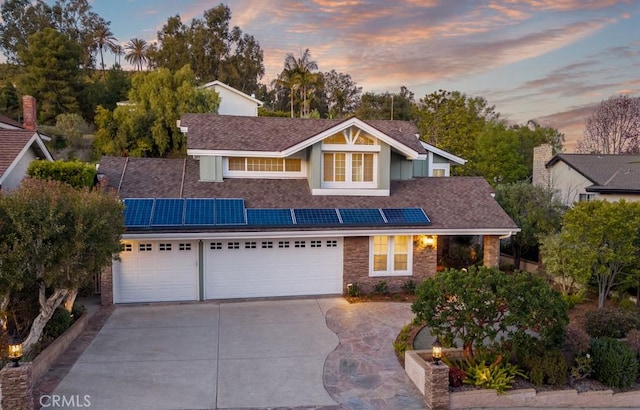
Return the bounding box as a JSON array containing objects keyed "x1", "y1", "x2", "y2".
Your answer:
[
  {"x1": 533, "y1": 144, "x2": 640, "y2": 205},
  {"x1": 201, "y1": 80, "x2": 263, "y2": 117},
  {"x1": 0, "y1": 130, "x2": 53, "y2": 192},
  {"x1": 0, "y1": 96, "x2": 54, "y2": 192}
]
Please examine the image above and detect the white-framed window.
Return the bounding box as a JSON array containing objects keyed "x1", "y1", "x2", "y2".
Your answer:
[
  {"x1": 159, "y1": 243, "x2": 172, "y2": 251},
  {"x1": 321, "y1": 126, "x2": 379, "y2": 189},
  {"x1": 179, "y1": 243, "x2": 192, "y2": 251},
  {"x1": 245, "y1": 241, "x2": 257, "y2": 249},
  {"x1": 370, "y1": 235, "x2": 412, "y2": 276},
  {"x1": 139, "y1": 243, "x2": 152, "y2": 252},
  {"x1": 578, "y1": 193, "x2": 596, "y2": 202},
  {"x1": 210, "y1": 242, "x2": 222, "y2": 250},
  {"x1": 431, "y1": 168, "x2": 447, "y2": 177},
  {"x1": 225, "y1": 156, "x2": 305, "y2": 178},
  {"x1": 262, "y1": 241, "x2": 273, "y2": 249},
  {"x1": 123, "y1": 243, "x2": 133, "y2": 252},
  {"x1": 294, "y1": 240, "x2": 306, "y2": 248},
  {"x1": 227, "y1": 242, "x2": 239, "y2": 250}
]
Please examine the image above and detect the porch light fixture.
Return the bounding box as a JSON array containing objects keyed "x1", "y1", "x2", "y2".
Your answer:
[
  {"x1": 432, "y1": 337, "x2": 443, "y2": 365},
  {"x1": 420, "y1": 235, "x2": 435, "y2": 248},
  {"x1": 8, "y1": 330, "x2": 23, "y2": 367}
]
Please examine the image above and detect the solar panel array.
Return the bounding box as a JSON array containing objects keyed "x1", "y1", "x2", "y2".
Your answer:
[{"x1": 123, "y1": 198, "x2": 431, "y2": 228}]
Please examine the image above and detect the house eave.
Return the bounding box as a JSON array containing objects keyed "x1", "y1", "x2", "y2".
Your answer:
[
  {"x1": 121, "y1": 228, "x2": 520, "y2": 241},
  {"x1": 420, "y1": 141, "x2": 466, "y2": 164}
]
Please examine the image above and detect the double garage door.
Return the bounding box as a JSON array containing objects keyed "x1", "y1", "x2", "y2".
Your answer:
[{"x1": 114, "y1": 238, "x2": 343, "y2": 303}]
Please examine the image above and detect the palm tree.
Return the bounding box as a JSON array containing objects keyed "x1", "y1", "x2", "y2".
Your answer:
[
  {"x1": 125, "y1": 38, "x2": 149, "y2": 71},
  {"x1": 111, "y1": 44, "x2": 124, "y2": 67},
  {"x1": 95, "y1": 26, "x2": 118, "y2": 71},
  {"x1": 284, "y1": 49, "x2": 320, "y2": 117}
]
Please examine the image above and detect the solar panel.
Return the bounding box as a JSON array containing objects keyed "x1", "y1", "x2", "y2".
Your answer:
[
  {"x1": 246, "y1": 209, "x2": 294, "y2": 226},
  {"x1": 123, "y1": 198, "x2": 154, "y2": 227},
  {"x1": 151, "y1": 198, "x2": 185, "y2": 226},
  {"x1": 339, "y1": 208, "x2": 386, "y2": 225},
  {"x1": 215, "y1": 198, "x2": 246, "y2": 225},
  {"x1": 184, "y1": 198, "x2": 215, "y2": 225},
  {"x1": 293, "y1": 208, "x2": 340, "y2": 225},
  {"x1": 382, "y1": 208, "x2": 431, "y2": 224}
]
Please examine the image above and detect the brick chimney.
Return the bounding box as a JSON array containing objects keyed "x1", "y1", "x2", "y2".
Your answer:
[
  {"x1": 532, "y1": 144, "x2": 553, "y2": 188},
  {"x1": 22, "y1": 95, "x2": 37, "y2": 131}
]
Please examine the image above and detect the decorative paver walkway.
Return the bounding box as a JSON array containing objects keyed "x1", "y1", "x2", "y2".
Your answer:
[{"x1": 324, "y1": 302, "x2": 426, "y2": 410}]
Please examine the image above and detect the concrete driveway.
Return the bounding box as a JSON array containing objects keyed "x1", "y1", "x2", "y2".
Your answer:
[{"x1": 51, "y1": 298, "x2": 347, "y2": 410}]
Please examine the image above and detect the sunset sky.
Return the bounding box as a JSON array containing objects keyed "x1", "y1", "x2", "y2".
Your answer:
[{"x1": 34, "y1": 1, "x2": 640, "y2": 150}]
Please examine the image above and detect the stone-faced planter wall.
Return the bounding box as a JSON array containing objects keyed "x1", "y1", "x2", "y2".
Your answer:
[
  {"x1": 405, "y1": 348, "x2": 640, "y2": 409},
  {"x1": 0, "y1": 310, "x2": 90, "y2": 410}
]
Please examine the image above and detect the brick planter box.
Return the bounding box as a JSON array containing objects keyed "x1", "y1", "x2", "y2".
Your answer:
[{"x1": 405, "y1": 349, "x2": 640, "y2": 409}]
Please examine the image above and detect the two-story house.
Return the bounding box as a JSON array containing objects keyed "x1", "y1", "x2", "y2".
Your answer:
[{"x1": 97, "y1": 115, "x2": 518, "y2": 304}]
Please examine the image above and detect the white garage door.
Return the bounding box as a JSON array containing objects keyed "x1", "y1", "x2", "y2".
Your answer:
[
  {"x1": 204, "y1": 238, "x2": 343, "y2": 299},
  {"x1": 114, "y1": 241, "x2": 199, "y2": 303}
]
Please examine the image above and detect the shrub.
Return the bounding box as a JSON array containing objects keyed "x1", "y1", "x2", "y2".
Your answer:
[
  {"x1": 373, "y1": 280, "x2": 389, "y2": 295},
  {"x1": 43, "y1": 308, "x2": 73, "y2": 339},
  {"x1": 393, "y1": 324, "x2": 412, "y2": 362},
  {"x1": 71, "y1": 303, "x2": 86, "y2": 319},
  {"x1": 564, "y1": 322, "x2": 591, "y2": 355},
  {"x1": 625, "y1": 329, "x2": 640, "y2": 358},
  {"x1": 464, "y1": 361, "x2": 526, "y2": 393},
  {"x1": 517, "y1": 345, "x2": 567, "y2": 387},
  {"x1": 570, "y1": 353, "x2": 593, "y2": 380},
  {"x1": 590, "y1": 337, "x2": 638, "y2": 388},
  {"x1": 618, "y1": 298, "x2": 637, "y2": 310},
  {"x1": 402, "y1": 279, "x2": 416, "y2": 294},
  {"x1": 346, "y1": 283, "x2": 361, "y2": 297},
  {"x1": 584, "y1": 308, "x2": 640, "y2": 338},
  {"x1": 449, "y1": 367, "x2": 466, "y2": 387}
]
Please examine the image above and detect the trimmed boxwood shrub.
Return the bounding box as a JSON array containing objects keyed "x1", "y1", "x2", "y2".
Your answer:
[
  {"x1": 584, "y1": 308, "x2": 640, "y2": 338},
  {"x1": 590, "y1": 337, "x2": 638, "y2": 388}
]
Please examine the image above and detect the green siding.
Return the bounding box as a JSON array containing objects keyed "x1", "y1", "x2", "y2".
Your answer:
[
  {"x1": 199, "y1": 156, "x2": 223, "y2": 182},
  {"x1": 379, "y1": 144, "x2": 391, "y2": 188},
  {"x1": 308, "y1": 143, "x2": 322, "y2": 189},
  {"x1": 390, "y1": 151, "x2": 413, "y2": 180},
  {"x1": 413, "y1": 158, "x2": 429, "y2": 177},
  {"x1": 433, "y1": 154, "x2": 449, "y2": 164}
]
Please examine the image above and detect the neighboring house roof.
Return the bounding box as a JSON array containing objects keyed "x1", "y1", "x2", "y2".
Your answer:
[
  {"x1": 98, "y1": 156, "x2": 518, "y2": 233},
  {"x1": 547, "y1": 154, "x2": 640, "y2": 193},
  {"x1": 0, "y1": 130, "x2": 54, "y2": 185},
  {"x1": 0, "y1": 114, "x2": 23, "y2": 130},
  {"x1": 180, "y1": 115, "x2": 426, "y2": 158},
  {"x1": 200, "y1": 80, "x2": 264, "y2": 106}
]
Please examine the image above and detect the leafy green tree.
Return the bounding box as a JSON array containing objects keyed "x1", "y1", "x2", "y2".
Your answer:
[
  {"x1": 94, "y1": 65, "x2": 220, "y2": 157},
  {"x1": 151, "y1": 5, "x2": 264, "y2": 94},
  {"x1": 0, "y1": 82, "x2": 20, "y2": 120},
  {"x1": 475, "y1": 122, "x2": 529, "y2": 185},
  {"x1": 28, "y1": 159, "x2": 96, "y2": 188},
  {"x1": 415, "y1": 89, "x2": 498, "y2": 174},
  {"x1": 553, "y1": 200, "x2": 640, "y2": 309},
  {"x1": 510, "y1": 120, "x2": 564, "y2": 172},
  {"x1": 79, "y1": 66, "x2": 131, "y2": 121},
  {"x1": 18, "y1": 27, "x2": 83, "y2": 124},
  {"x1": 412, "y1": 267, "x2": 568, "y2": 360},
  {"x1": 0, "y1": 178, "x2": 123, "y2": 354},
  {"x1": 0, "y1": 0, "x2": 110, "y2": 69},
  {"x1": 494, "y1": 182, "x2": 565, "y2": 269},
  {"x1": 355, "y1": 86, "x2": 415, "y2": 121},
  {"x1": 321, "y1": 70, "x2": 361, "y2": 118},
  {"x1": 540, "y1": 233, "x2": 591, "y2": 296}
]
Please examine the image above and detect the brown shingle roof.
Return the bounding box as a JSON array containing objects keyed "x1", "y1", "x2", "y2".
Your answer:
[
  {"x1": 181, "y1": 114, "x2": 425, "y2": 153},
  {"x1": 99, "y1": 156, "x2": 517, "y2": 231},
  {"x1": 0, "y1": 130, "x2": 37, "y2": 177}
]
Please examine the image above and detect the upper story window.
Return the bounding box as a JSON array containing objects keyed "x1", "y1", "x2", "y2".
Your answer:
[
  {"x1": 225, "y1": 157, "x2": 304, "y2": 178},
  {"x1": 321, "y1": 127, "x2": 379, "y2": 188}
]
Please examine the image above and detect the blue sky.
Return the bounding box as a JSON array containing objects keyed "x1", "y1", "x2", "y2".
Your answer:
[{"x1": 31, "y1": 1, "x2": 640, "y2": 149}]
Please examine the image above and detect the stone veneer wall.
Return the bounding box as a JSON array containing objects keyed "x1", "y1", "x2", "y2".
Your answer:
[
  {"x1": 100, "y1": 263, "x2": 113, "y2": 306},
  {"x1": 483, "y1": 235, "x2": 500, "y2": 268},
  {"x1": 343, "y1": 236, "x2": 437, "y2": 294},
  {"x1": 0, "y1": 363, "x2": 34, "y2": 410},
  {"x1": 532, "y1": 144, "x2": 553, "y2": 188}
]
